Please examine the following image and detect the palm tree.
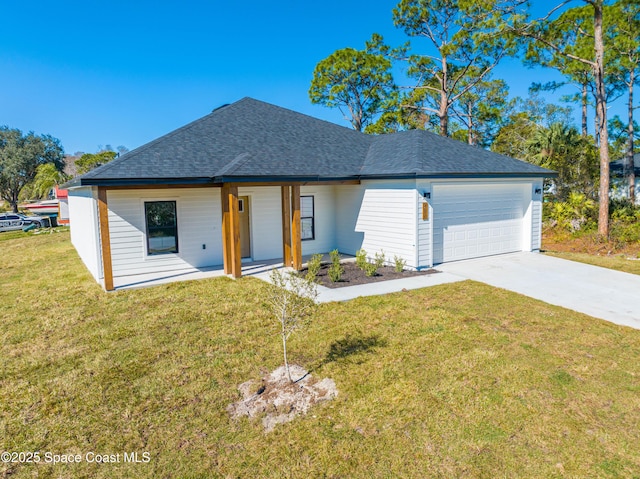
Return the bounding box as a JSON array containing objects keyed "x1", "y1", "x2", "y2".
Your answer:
[{"x1": 527, "y1": 122, "x2": 598, "y2": 200}]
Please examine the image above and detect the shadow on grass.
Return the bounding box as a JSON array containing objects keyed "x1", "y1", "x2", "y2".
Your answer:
[{"x1": 320, "y1": 334, "x2": 388, "y2": 366}]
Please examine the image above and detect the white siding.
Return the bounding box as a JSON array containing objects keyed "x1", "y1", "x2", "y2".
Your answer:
[
  {"x1": 416, "y1": 180, "x2": 433, "y2": 268},
  {"x1": 355, "y1": 188, "x2": 418, "y2": 269},
  {"x1": 335, "y1": 184, "x2": 365, "y2": 255},
  {"x1": 531, "y1": 181, "x2": 543, "y2": 250},
  {"x1": 68, "y1": 187, "x2": 102, "y2": 282},
  {"x1": 611, "y1": 176, "x2": 640, "y2": 205},
  {"x1": 300, "y1": 186, "x2": 336, "y2": 255},
  {"x1": 107, "y1": 188, "x2": 222, "y2": 278}
]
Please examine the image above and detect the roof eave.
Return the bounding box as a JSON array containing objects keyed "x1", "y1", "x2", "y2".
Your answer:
[
  {"x1": 359, "y1": 171, "x2": 557, "y2": 180},
  {"x1": 63, "y1": 177, "x2": 215, "y2": 188}
]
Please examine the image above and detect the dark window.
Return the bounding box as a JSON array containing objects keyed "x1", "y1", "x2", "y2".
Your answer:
[
  {"x1": 145, "y1": 201, "x2": 178, "y2": 255},
  {"x1": 300, "y1": 196, "x2": 314, "y2": 241}
]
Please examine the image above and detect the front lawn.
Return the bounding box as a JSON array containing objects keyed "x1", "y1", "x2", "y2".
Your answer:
[
  {"x1": 2, "y1": 232, "x2": 640, "y2": 477},
  {"x1": 542, "y1": 225, "x2": 640, "y2": 275},
  {"x1": 544, "y1": 251, "x2": 640, "y2": 276}
]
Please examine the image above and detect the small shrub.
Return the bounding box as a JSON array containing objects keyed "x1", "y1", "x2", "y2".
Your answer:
[
  {"x1": 393, "y1": 255, "x2": 406, "y2": 273},
  {"x1": 355, "y1": 249, "x2": 368, "y2": 270},
  {"x1": 305, "y1": 253, "x2": 323, "y2": 282},
  {"x1": 328, "y1": 249, "x2": 344, "y2": 282},
  {"x1": 610, "y1": 198, "x2": 640, "y2": 222},
  {"x1": 364, "y1": 250, "x2": 386, "y2": 277},
  {"x1": 610, "y1": 220, "x2": 640, "y2": 246},
  {"x1": 547, "y1": 192, "x2": 597, "y2": 232},
  {"x1": 363, "y1": 262, "x2": 378, "y2": 277}
]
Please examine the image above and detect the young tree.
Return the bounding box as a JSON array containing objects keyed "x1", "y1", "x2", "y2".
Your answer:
[
  {"x1": 516, "y1": 0, "x2": 614, "y2": 237},
  {"x1": 391, "y1": 0, "x2": 526, "y2": 136},
  {"x1": 267, "y1": 269, "x2": 318, "y2": 383},
  {"x1": 0, "y1": 127, "x2": 65, "y2": 212},
  {"x1": 309, "y1": 43, "x2": 396, "y2": 132}
]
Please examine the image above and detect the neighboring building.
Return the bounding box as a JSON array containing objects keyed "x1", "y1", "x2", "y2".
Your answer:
[
  {"x1": 610, "y1": 155, "x2": 640, "y2": 204},
  {"x1": 64, "y1": 98, "x2": 555, "y2": 291}
]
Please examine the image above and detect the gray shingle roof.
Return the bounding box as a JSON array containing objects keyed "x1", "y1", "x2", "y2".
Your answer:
[
  {"x1": 610, "y1": 157, "x2": 640, "y2": 177},
  {"x1": 67, "y1": 97, "x2": 553, "y2": 187}
]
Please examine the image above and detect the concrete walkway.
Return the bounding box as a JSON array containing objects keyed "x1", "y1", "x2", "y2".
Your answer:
[
  {"x1": 253, "y1": 267, "x2": 464, "y2": 303},
  {"x1": 115, "y1": 251, "x2": 640, "y2": 330},
  {"x1": 437, "y1": 252, "x2": 640, "y2": 330}
]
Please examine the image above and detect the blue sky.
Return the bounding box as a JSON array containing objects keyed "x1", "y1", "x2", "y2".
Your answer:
[{"x1": 0, "y1": 0, "x2": 618, "y2": 155}]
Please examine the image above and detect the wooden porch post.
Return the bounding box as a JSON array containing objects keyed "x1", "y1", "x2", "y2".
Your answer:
[
  {"x1": 221, "y1": 184, "x2": 231, "y2": 274},
  {"x1": 228, "y1": 185, "x2": 242, "y2": 278},
  {"x1": 291, "y1": 184, "x2": 302, "y2": 270},
  {"x1": 281, "y1": 185, "x2": 292, "y2": 267},
  {"x1": 97, "y1": 187, "x2": 114, "y2": 291}
]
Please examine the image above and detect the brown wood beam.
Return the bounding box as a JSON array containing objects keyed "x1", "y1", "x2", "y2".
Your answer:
[
  {"x1": 281, "y1": 185, "x2": 292, "y2": 267},
  {"x1": 291, "y1": 184, "x2": 302, "y2": 271},
  {"x1": 97, "y1": 187, "x2": 114, "y2": 291},
  {"x1": 228, "y1": 185, "x2": 242, "y2": 278},
  {"x1": 221, "y1": 184, "x2": 231, "y2": 274}
]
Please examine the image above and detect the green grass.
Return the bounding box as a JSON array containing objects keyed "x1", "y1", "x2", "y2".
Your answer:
[
  {"x1": 545, "y1": 251, "x2": 640, "y2": 276},
  {"x1": 3, "y1": 232, "x2": 640, "y2": 478}
]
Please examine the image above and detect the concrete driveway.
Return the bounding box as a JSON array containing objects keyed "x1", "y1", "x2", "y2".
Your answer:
[{"x1": 437, "y1": 252, "x2": 640, "y2": 330}]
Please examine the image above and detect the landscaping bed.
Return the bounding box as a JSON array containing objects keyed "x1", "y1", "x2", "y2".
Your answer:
[{"x1": 301, "y1": 260, "x2": 440, "y2": 288}]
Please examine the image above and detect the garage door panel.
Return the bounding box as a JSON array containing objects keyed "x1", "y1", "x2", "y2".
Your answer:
[{"x1": 433, "y1": 183, "x2": 528, "y2": 263}]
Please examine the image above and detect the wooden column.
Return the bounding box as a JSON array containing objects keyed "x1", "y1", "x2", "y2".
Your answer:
[
  {"x1": 221, "y1": 184, "x2": 231, "y2": 274},
  {"x1": 291, "y1": 184, "x2": 302, "y2": 271},
  {"x1": 97, "y1": 187, "x2": 114, "y2": 291},
  {"x1": 228, "y1": 185, "x2": 242, "y2": 278},
  {"x1": 281, "y1": 185, "x2": 292, "y2": 267}
]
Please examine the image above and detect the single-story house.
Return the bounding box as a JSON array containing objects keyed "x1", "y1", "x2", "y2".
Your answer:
[
  {"x1": 64, "y1": 97, "x2": 555, "y2": 291},
  {"x1": 610, "y1": 155, "x2": 639, "y2": 204}
]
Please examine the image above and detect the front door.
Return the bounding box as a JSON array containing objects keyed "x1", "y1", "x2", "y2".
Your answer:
[{"x1": 238, "y1": 196, "x2": 251, "y2": 258}]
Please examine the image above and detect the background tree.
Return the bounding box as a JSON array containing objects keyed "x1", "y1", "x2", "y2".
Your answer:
[
  {"x1": 21, "y1": 163, "x2": 70, "y2": 200},
  {"x1": 610, "y1": 0, "x2": 640, "y2": 202},
  {"x1": 608, "y1": 115, "x2": 640, "y2": 162},
  {"x1": 516, "y1": 0, "x2": 614, "y2": 237},
  {"x1": 391, "y1": 0, "x2": 526, "y2": 136},
  {"x1": 309, "y1": 43, "x2": 396, "y2": 132},
  {"x1": 527, "y1": 122, "x2": 599, "y2": 200},
  {"x1": 450, "y1": 72, "x2": 510, "y2": 146},
  {"x1": 491, "y1": 93, "x2": 573, "y2": 160},
  {"x1": 75, "y1": 150, "x2": 118, "y2": 175},
  {"x1": 0, "y1": 127, "x2": 64, "y2": 212},
  {"x1": 491, "y1": 112, "x2": 539, "y2": 160}
]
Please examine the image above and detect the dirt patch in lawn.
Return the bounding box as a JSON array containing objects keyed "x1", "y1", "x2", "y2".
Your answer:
[
  {"x1": 227, "y1": 365, "x2": 337, "y2": 432},
  {"x1": 542, "y1": 228, "x2": 640, "y2": 257},
  {"x1": 302, "y1": 261, "x2": 440, "y2": 289}
]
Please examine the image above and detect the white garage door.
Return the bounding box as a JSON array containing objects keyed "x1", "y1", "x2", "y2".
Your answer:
[{"x1": 432, "y1": 183, "x2": 528, "y2": 264}]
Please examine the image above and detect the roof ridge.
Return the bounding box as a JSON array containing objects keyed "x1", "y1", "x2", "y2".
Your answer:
[{"x1": 215, "y1": 152, "x2": 253, "y2": 176}]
